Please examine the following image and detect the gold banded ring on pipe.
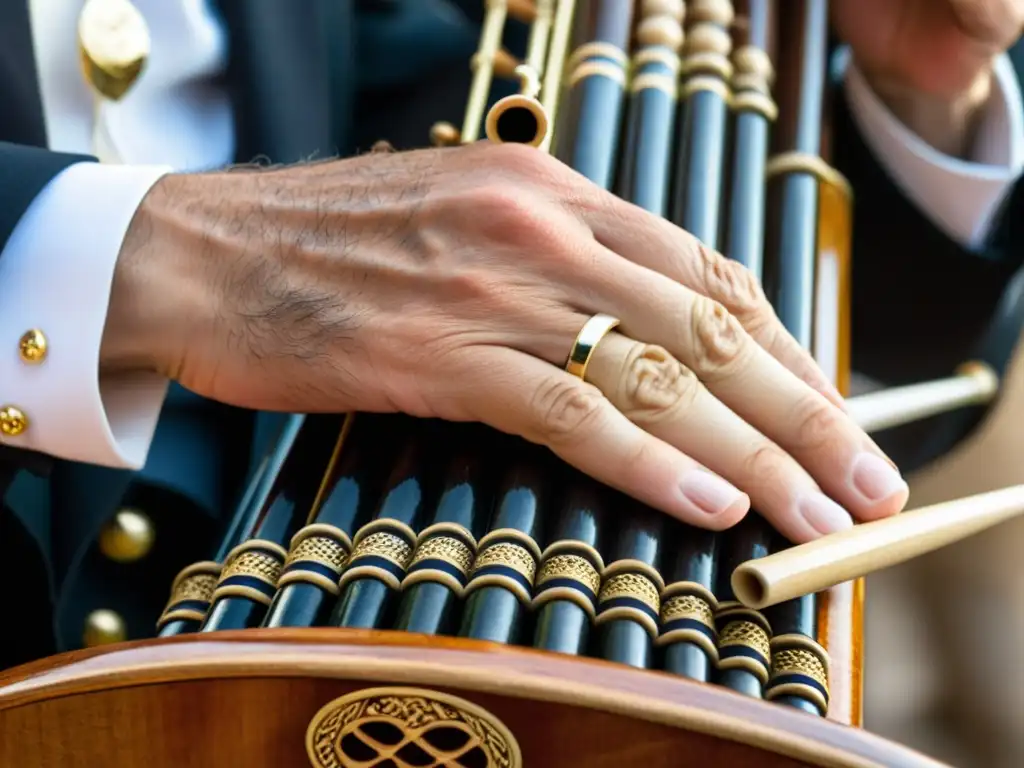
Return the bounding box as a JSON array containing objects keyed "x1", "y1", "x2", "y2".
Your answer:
[{"x1": 566, "y1": 314, "x2": 620, "y2": 381}]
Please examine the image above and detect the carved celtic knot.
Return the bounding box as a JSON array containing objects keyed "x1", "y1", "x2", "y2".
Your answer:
[{"x1": 306, "y1": 687, "x2": 521, "y2": 768}]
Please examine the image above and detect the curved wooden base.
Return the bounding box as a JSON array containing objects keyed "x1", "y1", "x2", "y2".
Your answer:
[{"x1": 0, "y1": 629, "x2": 942, "y2": 768}]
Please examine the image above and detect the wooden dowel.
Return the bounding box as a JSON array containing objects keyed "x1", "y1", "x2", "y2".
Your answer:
[
  {"x1": 846, "y1": 361, "x2": 998, "y2": 434},
  {"x1": 732, "y1": 484, "x2": 1024, "y2": 609}
]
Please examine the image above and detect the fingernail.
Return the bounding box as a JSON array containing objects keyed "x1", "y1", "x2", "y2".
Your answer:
[
  {"x1": 851, "y1": 452, "x2": 908, "y2": 502},
  {"x1": 799, "y1": 492, "x2": 854, "y2": 536},
  {"x1": 680, "y1": 470, "x2": 747, "y2": 517}
]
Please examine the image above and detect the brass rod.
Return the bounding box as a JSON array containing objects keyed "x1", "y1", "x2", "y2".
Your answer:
[
  {"x1": 463, "y1": 0, "x2": 510, "y2": 143},
  {"x1": 539, "y1": 0, "x2": 578, "y2": 153}
]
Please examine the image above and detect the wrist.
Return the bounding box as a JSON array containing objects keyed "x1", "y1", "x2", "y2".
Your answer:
[
  {"x1": 862, "y1": 64, "x2": 995, "y2": 158},
  {"x1": 100, "y1": 173, "x2": 215, "y2": 379}
]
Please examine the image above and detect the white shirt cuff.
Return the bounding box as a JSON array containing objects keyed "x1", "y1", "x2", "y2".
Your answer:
[
  {"x1": 0, "y1": 161, "x2": 172, "y2": 469},
  {"x1": 841, "y1": 50, "x2": 1024, "y2": 251}
]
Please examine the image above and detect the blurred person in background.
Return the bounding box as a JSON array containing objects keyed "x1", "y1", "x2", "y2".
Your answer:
[
  {"x1": 0, "y1": 2, "x2": 1021, "y2": 765},
  {"x1": 830, "y1": 3, "x2": 1024, "y2": 766}
]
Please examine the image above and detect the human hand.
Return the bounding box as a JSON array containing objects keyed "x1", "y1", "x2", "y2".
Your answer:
[
  {"x1": 833, "y1": 0, "x2": 1024, "y2": 154},
  {"x1": 103, "y1": 143, "x2": 908, "y2": 543}
]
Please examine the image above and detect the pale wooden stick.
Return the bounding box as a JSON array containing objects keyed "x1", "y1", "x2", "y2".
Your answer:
[
  {"x1": 847, "y1": 361, "x2": 997, "y2": 434},
  {"x1": 732, "y1": 484, "x2": 1024, "y2": 610}
]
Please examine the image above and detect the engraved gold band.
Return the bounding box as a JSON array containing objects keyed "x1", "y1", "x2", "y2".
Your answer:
[
  {"x1": 156, "y1": 560, "x2": 222, "y2": 630},
  {"x1": 565, "y1": 314, "x2": 620, "y2": 381},
  {"x1": 466, "y1": 527, "x2": 543, "y2": 604},
  {"x1": 278, "y1": 524, "x2": 353, "y2": 595},
  {"x1": 715, "y1": 601, "x2": 772, "y2": 684},
  {"x1": 656, "y1": 580, "x2": 719, "y2": 662},
  {"x1": 765, "y1": 633, "x2": 831, "y2": 715},
  {"x1": 532, "y1": 539, "x2": 605, "y2": 618},
  {"x1": 211, "y1": 540, "x2": 288, "y2": 606},
  {"x1": 339, "y1": 518, "x2": 418, "y2": 592},
  {"x1": 402, "y1": 522, "x2": 479, "y2": 595},
  {"x1": 595, "y1": 558, "x2": 666, "y2": 640}
]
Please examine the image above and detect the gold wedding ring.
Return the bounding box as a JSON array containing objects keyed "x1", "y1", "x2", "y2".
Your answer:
[{"x1": 565, "y1": 314, "x2": 620, "y2": 381}]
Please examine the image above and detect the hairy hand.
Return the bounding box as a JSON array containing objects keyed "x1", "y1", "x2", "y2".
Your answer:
[{"x1": 106, "y1": 143, "x2": 908, "y2": 543}]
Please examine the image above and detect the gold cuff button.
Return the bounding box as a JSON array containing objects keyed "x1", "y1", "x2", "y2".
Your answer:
[
  {"x1": 0, "y1": 406, "x2": 28, "y2": 437},
  {"x1": 99, "y1": 508, "x2": 155, "y2": 563},
  {"x1": 83, "y1": 608, "x2": 127, "y2": 647},
  {"x1": 19, "y1": 329, "x2": 47, "y2": 363}
]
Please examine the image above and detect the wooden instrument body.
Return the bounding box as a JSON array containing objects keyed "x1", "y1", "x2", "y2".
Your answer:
[{"x1": 0, "y1": 629, "x2": 943, "y2": 768}]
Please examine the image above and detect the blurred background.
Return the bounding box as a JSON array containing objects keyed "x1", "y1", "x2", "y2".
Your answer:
[{"x1": 862, "y1": 334, "x2": 1024, "y2": 768}]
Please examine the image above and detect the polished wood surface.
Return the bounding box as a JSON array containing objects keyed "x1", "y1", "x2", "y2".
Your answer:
[
  {"x1": 0, "y1": 629, "x2": 943, "y2": 768},
  {"x1": 813, "y1": 145, "x2": 859, "y2": 729}
]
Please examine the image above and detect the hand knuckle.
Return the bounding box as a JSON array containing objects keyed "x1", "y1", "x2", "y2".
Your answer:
[
  {"x1": 444, "y1": 267, "x2": 502, "y2": 305},
  {"x1": 483, "y1": 144, "x2": 586, "y2": 206},
  {"x1": 696, "y1": 243, "x2": 766, "y2": 318},
  {"x1": 466, "y1": 185, "x2": 563, "y2": 251},
  {"x1": 689, "y1": 296, "x2": 750, "y2": 380},
  {"x1": 746, "y1": 305, "x2": 782, "y2": 354},
  {"x1": 530, "y1": 377, "x2": 605, "y2": 442},
  {"x1": 619, "y1": 438, "x2": 662, "y2": 482},
  {"x1": 794, "y1": 393, "x2": 844, "y2": 453},
  {"x1": 745, "y1": 442, "x2": 790, "y2": 488},
  {"x1": 486, "y1": 141, "x2": 552, "y2": 173},
  {"x1": 618, "y1": 343, "x2": 700, "y2": 424},
  {"x1": 472, "y1": 184, "x2": 536, "y2": 223}
]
